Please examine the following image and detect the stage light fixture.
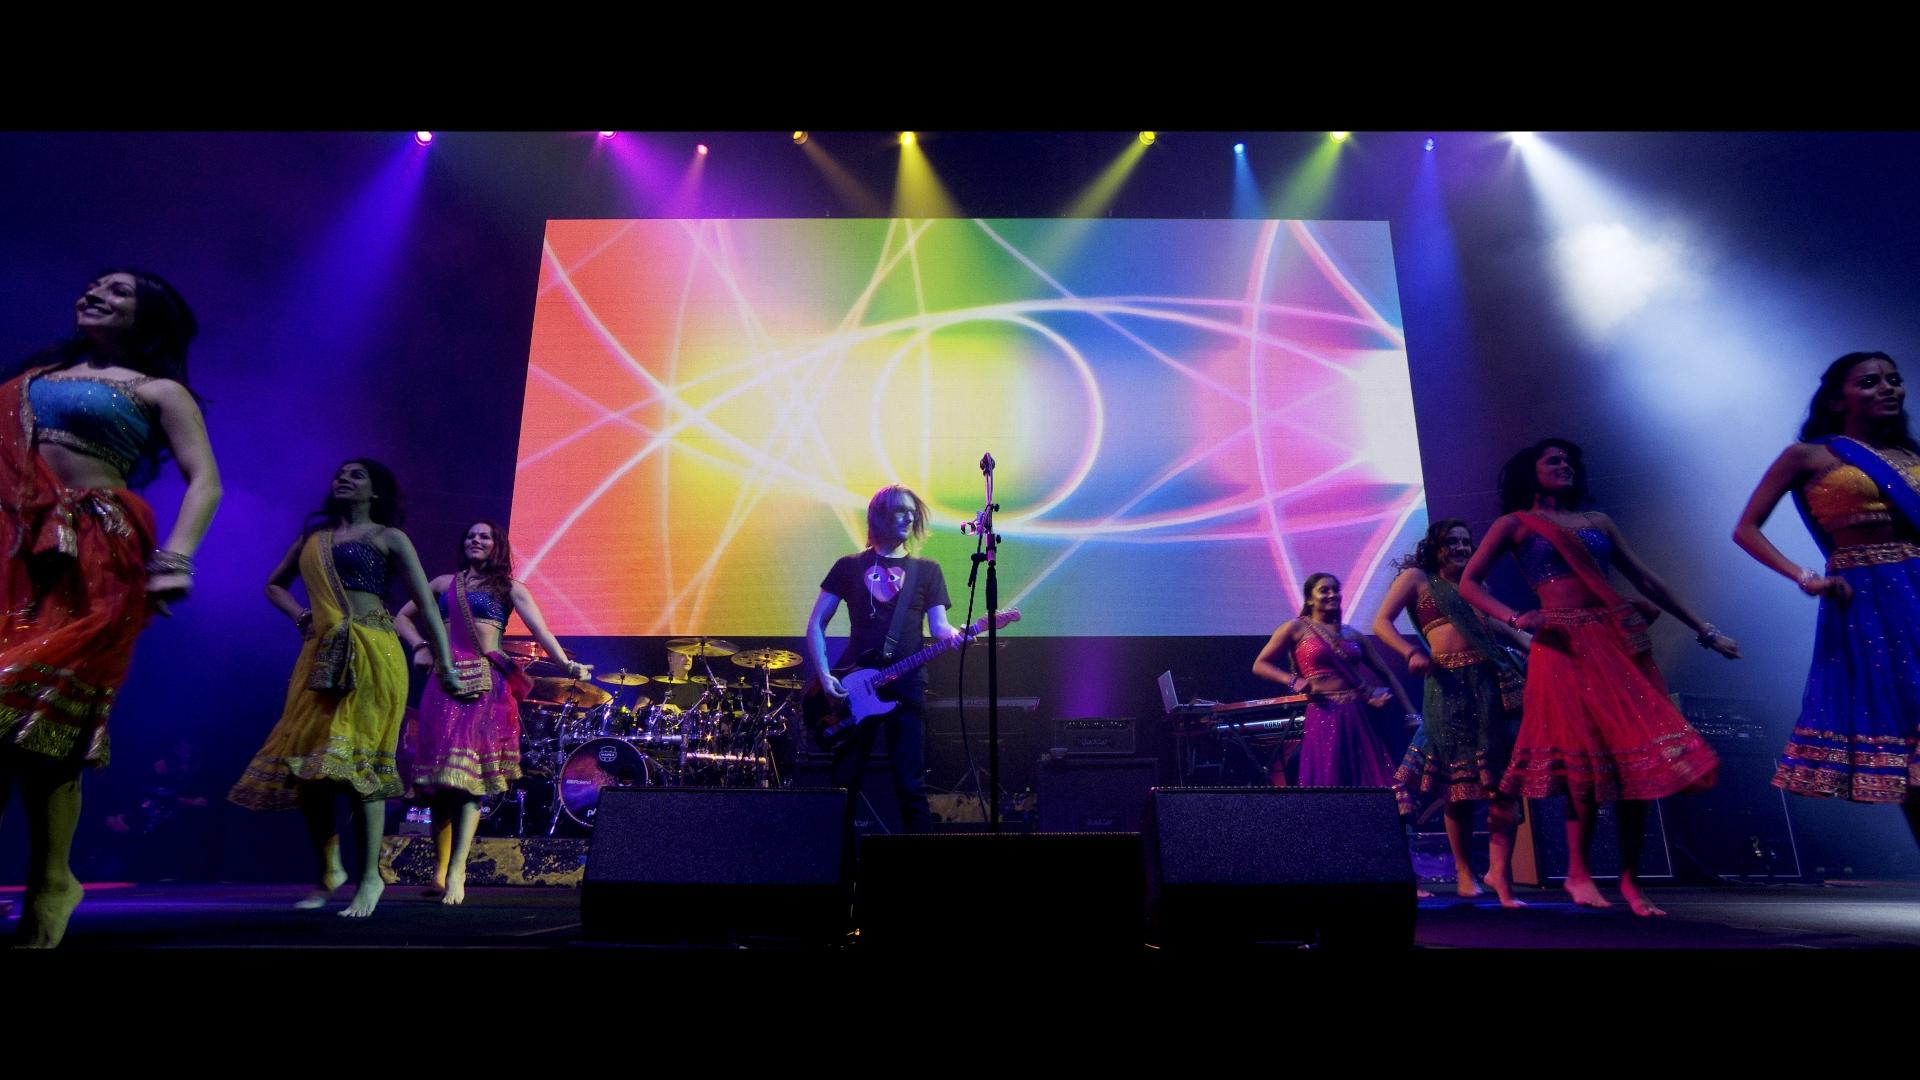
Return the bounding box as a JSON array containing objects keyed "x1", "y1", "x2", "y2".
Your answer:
[
  {"x1": 599, "y1": 131, "x2": 616, "y2": 139},
  {"x1": 696, "y1": 143, "x2": 709, "y2": 156},
  {"x1": 1424, "y1": 137, "x2": 1436, "y2": 151},
  {"x1": 1330, "y1": 132, "x2": 1350, "y2": 143},
  {"x1": 1138, "y1": 131, "x2": 1156, "y2": 146},
  {"x1": 1233, "y1": 142, "x2": 1245, "y2": 155},
  {"x1": 1511, "y1": 131, "x2": 1536, "y2": 145},
  {"x1": 901, "y1": 132, "x2": 917, "y2": 147},
  {"x1": 793, "y1": 131, "x2": 808, "y2": 145},
  {"x1": 413, "y1": 131, "x2": 434, "y2": 147}
]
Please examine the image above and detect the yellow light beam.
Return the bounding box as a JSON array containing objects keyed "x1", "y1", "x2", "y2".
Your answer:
[
  {"x1": 800, "y1": 137, "x2": 886, "y2": 216},
  {"x1": 1065, "y1": 136, "x2": 1149, "y2": 218},
  {"x1": 893, "y1": 134, "x2": 963, "y2": 219}
]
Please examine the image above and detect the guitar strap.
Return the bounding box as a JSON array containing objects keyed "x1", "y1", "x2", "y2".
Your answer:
[{"x1": 878, "y1": 550, "x2": 923, "y2": 662}]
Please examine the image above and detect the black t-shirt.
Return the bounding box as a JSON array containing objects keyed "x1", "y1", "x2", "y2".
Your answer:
[{"x1": 821, "y1": 552, "x2": 952, "y2": 679}]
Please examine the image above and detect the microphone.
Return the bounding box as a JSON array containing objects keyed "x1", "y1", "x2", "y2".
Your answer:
[
  {"x1": 960, "y1": 506, "x2": 998, "y2": 535},
  {"x1": 963, "y1": 450, "x2": 998, "y2": 535}
]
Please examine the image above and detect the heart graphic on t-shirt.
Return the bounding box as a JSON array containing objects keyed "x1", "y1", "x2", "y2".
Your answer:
[{"x1": 865, "y1": 564, "x2": 905, "y2": 604}]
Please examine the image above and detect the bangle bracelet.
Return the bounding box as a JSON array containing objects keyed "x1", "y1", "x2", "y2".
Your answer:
[
  {"x1": 146, "y1": 549, "x2": 195, "y2": 576},
  {"x1": 1798, "y1": 567, "x2": 1820, "y2": 592},
  {"x1": 295, "y1": 609, "x2": 312, "y2": 628},
  {"x1": 1507, "y1": 612, "x2": 1521, "y2": 628},
  {"x1": 1696, "y1": 623, "x2": 1722, "y2": 647},
  {"x1": 413, "y1": 642, "x2": 432, "y2": 652}
]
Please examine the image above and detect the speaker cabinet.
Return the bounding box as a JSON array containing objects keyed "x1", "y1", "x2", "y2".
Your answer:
[
  {"x1": 583, "y1": 787, "x2": 847, "y2": 944},
  {"x1": 1146, "y1": 787, "x2": 1415, "y2": 951}
]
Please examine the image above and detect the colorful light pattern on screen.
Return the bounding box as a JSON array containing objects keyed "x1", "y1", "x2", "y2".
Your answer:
[{"x1": 510, "y1": 218, "x2": 1425, "y2": 636}]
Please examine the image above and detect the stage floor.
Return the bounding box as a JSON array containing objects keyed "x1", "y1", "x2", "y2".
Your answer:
[{"x1": 8, "y1": 880, "x2": 1918, "y2": 951}]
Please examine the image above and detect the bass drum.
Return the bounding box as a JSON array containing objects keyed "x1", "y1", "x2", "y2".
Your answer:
[{"x1": 558, "y1": 738, "x2": 660, "y2": 828}]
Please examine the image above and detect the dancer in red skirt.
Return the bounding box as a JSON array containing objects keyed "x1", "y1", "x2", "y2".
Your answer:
[
  {"x1": 0, "y1": 270, "x2": 222, "y2": 947},
  {"x1": 1459, "y1": 438, "x2": 1739, "y2": 916}
]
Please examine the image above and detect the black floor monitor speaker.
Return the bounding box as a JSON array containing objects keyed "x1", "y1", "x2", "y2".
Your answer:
[
  {"x1": 1146, "y1": 787, "x2": 1416, "y2": 951},
  {"x1": 855, "y1": 833, "x2": 1145, "y2": 953},
  {"x1": 583, "y1": 787, "x2": 847, "y2": 944},
  {"x1": 1036, "y1": 755, "x2": 1157, "y2": 831}
]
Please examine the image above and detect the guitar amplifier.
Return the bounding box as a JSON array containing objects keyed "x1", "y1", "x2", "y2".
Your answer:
[{"x1": 1049, "y1": 716, "x2": 1137, "y2": 756}]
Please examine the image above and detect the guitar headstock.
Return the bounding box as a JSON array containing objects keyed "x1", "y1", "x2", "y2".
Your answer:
[{"x1": 964, "y1": 608, "x2": 1022, "y2": 638}]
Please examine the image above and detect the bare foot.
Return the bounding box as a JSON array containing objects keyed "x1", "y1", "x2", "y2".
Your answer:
[
  {"x1": 16, "y1": 878, "x2": 83, "y2": 949},
  {"x1": 1562, "y1": 876, "x2": 1612, "y2": 909},
  {"x1": 339, "y1": 878, "x2": 385, "y2": 918},
  {"x1": 1619, "y1": 879, "x2": 1667, "y2": 917},
  {"x1": 1482, "y1": 871, "x2": 1528, "y2": 909},
  {"x1": 441, "y1": 879, "x2": 465, "y2": 906},
  {"x1": 295, "y1": 866, "x2": 350, "y2": 909},
  {"x1": 1455, "y1": 875, "x2": 1484, "y2": 899}
]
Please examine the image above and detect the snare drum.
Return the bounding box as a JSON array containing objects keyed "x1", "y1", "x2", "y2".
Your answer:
[{"x1": 558, "y1": 738, "x2": 661, "y2": 827}]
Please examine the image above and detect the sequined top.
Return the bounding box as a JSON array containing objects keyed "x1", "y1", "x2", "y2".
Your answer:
[
  {"x1": 1803, "y1": 460, "x2": 1920, "y2": 533},
  {"x1": 28, "y1": 375, "x2": 160, "y2": 476},
  {"x1": 1516, "y1": 526, "x2": 1614, "y2": 587},
  {"x1": 1415, "y1": 588, "x2": 1448, "y2": 634},
  {"x1": 439, "y1": 582, "x2": 510, "y2": 626},
  {"x1": 1293, "y1": 627, "x2": 1362, "y2": 681},
  {"x1": 332, "y1": 541, "x2": 389, "y2": 594}
]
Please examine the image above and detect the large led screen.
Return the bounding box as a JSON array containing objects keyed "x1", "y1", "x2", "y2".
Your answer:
[{"x1": 510, "y1": 218, "x2": 1424, "y2": 636}]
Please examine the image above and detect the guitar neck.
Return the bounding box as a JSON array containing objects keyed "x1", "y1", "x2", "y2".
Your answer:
[{"x1": 874, "y1": 619, "x2": 995, "y2": 687}]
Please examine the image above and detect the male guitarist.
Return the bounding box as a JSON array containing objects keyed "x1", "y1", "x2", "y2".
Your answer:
[{"x1": 804, "y1": 484, "x2": 962, "y2": 836}]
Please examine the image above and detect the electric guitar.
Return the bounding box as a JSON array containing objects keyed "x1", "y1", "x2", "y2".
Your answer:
[{"x1": 803, "y1": 609, "x2": 1021, "y2": 751}]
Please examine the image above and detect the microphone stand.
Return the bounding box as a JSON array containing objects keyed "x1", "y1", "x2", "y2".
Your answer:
[{"x1": 964, "y1": 453, "x2": 1002, "y2": 834}]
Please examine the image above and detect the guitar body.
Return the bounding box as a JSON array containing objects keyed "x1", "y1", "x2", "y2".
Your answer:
[
  {"x1": 800, "y1": 609, "x2": 1021, "y2": 753},
  {"x1": 801, "y1": 653, "x2": 909, "y2": 752}
]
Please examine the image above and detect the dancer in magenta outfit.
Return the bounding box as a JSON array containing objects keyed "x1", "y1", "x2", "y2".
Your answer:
[{"x1": 1253, "y1": 572, "x2": 1419, "y2": 787}]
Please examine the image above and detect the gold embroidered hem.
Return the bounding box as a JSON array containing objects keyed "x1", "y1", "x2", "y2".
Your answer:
[
  {"x1": 409, "y1": 748, "x2": 522, "y2": 798},
  {"x1": 229, "y1": 735, "x2": 402, "y2": 810},
  {"x1": 0, "y1": 660, "x2": 121, "y2": 765}
]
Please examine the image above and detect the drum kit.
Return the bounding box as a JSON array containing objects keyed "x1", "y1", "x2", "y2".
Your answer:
[{"x1": 482, "y1": 637, "x2": 805, "y2": 834}]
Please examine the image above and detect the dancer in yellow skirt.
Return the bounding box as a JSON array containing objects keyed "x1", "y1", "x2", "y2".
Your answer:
[{"x1": 230, "y1": 459, "x2": 466, "y2": 917}]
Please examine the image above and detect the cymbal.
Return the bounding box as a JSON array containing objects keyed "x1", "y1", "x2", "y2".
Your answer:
[
  {"x1": 526, "y1": 677, "x2": 612, "y2": 707},
  {"x1": 596, "y1": 671, "x2": 651, "y2": 686},
  {"x1": 732, "y1": 648, "x2": 802, "y2": 670},
  {"x1": 769, "y1": 677, "x2": 805, "y2": 690},
  {"x1": 664, "y1": 636, "x2": 739, "y2": 658},
  {"x1": 648, "y1": 674, "x2": 697, "y2": 685},
  {"x1": 501, "y1": 640, "x2": 548, "y2": 660}
]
